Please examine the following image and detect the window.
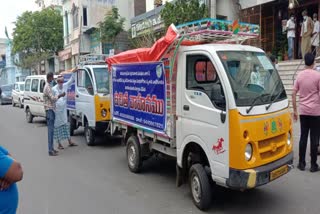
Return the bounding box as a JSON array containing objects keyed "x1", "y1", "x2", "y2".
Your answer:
[
  {"x1": 65, "y1": 11, "x2": 69, "y2": 35},
  {"x1": 217, "y1": 51, "x2": 286, "y2": 106},
  {"x1": 31, "y1": 79, "x2": 39, "y2": 92},
  {"x1": 83, "y1": 7, "x2": 87, "y2": 26},
  {"x1": 40, "y1": 80, "x2": 46, "y2": 93},
  {"x1": 187, "y1": 55, "x2": 226, "y2": 110},
  {"x1": 15, "y1": 84, "x2": 19, "y2": 91},
  {"x1": 77, "y1": 69, "x2": 94, "y2": 95},
  {"x1": 25, "y1": 79, "x2": 31, "y2": 92},
  {"x1": 20, "y1": 84, "x2": 25, "y2": 92},
  {"x1": 73, "y1": 8, "x2": 79, "y2": 29}
]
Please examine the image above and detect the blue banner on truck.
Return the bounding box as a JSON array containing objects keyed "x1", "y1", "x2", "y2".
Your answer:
[
  {"x1": 63, "y1": 73, "x2": 76, "y2": 110},
  {"x1": 112, "y1": 62, "x2": 166, "y2": 133}
]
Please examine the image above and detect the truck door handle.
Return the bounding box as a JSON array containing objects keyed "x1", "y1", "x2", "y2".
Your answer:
[
  {"x1": 76, "y1": 94, "x2": 79, "y2": 98},
  {"x1": 183, "y1": 105, "x2": 190, "y2": 111}
]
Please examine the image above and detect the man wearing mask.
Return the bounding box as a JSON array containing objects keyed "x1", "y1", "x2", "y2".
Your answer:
[
  {"x1": 311, "y1": 13, "x2": 320, "y2": 57},
  {"x1": 52, "y1": 73, "x2": 77, "y2": 150},
  {"x1": 286, "y1": 14, "x2": 296, "y2": 60},
  {"x1": 301, "y1": 10, "x2": 314, "y2": 58},
  {"x1": 43, "y1": 72, "x2": 65, "y2": 156}
]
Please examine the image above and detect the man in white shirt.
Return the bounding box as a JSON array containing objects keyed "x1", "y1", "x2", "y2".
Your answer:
[
  {"x1": 311, "y1": 13, "x2": 320, "y2": 57},
  {"x1": 286, "y1": 14, "x2": 296, "y2": 60}
]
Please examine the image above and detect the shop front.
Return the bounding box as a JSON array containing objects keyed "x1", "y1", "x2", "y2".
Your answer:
[{"x1": 241, "y1": 0, "x2": 320, "y2": 61}]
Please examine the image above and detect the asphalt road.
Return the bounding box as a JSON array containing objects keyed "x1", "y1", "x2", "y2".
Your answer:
[{"x1": 0, "y1": 105, "x2": 320, "y2": 214}]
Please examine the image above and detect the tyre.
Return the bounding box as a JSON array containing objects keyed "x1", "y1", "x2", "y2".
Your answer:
[
  {"x1": 189, "y1": 164, "x2": 212, "y2": 211},
  {"x1": 12, "y1": 100, "x2": 15, "y2": 107},
  {"x1": 126, "y1": 135, "x2": 142, "y2": 173},
  {"x1": 26, "y1": 108, "x2": 34, "y2": 123},
  {"x1": 69, "y1": 116, "x2": 76, "y2": 136},
  {"x1": 84, "y1": 123, "x2": 95, "y2": 146},
  {"x1": 0, "y1": 98, "x2": 2, "y2": 105},
  {"x1": 19, "y1": 99, "x2": 23, "y2": 109}
]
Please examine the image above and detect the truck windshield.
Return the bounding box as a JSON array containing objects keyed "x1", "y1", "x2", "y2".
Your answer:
[
  {"x1": 217, "y1": 51, "x2": 286, "y2": 107},
  {"x1": 93, "y1": 67, "x2": 109, "y2": 94}
]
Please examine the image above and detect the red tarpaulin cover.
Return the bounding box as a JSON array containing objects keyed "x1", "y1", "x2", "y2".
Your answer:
[{"x1": 106, "y1": 24, "x2": 179, "y2": 65}]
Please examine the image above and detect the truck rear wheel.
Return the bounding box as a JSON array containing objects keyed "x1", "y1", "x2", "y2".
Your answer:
[
  {"x1": 84, "y1": 123, "x2": 95, "y2": 146},
  {"x1": 189, "y1": 164, "x2": 212, "y2": 211},
  {"x1": 126, "y1": 135, "x2": 142, "y2": 173}
]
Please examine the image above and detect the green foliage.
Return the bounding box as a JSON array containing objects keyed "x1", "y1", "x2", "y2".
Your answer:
[
  {"x1": 128, "y1": 28, "x2": 163, "y2": 49},
  {"x1": 160, "y1": 0, "x2": 209, "y2": 29},
  {"x1": 12, "y1": 8, "x2": 63, "y2": 70},
  {"x1": 97, "y1": 6, "x2": 125, "y2": 48}
]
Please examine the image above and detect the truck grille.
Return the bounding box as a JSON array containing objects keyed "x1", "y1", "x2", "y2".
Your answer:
[{"x1": 258, "y1": 134, "x2": 286, "y2": 161}]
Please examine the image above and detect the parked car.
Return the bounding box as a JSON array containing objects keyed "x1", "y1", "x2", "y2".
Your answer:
[
  {"x1": 0, "y1": 84, "x2": 13, "y2": 105},
  {"x1": 24, "y1": 75, "x2": 57, "y2": 123},
  {"x1": 12, "y1": 82, "x2": 25, "y2": 108}
]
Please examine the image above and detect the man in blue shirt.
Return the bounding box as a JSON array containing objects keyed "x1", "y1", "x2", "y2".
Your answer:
[{"x1": 0, "y1": 146, "x2": 23, "y2": 214}]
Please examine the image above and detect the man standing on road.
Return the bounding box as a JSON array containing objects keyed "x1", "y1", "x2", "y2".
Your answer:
[
  {"x1": 0, "y1": 145, "x2": 23, "y2": 213},
  {"x1": 292, "y1": 53, "x2": 320, "y2": 172},
  {"x1": 52, "y1": 74, "x2": 77, "y2": 150},
  {"x1": 43, "y1": 72, "x2": 65, "y2": 156},
  {"x1": 286, "y1": 14, "x2": 296, "y2": 60}
]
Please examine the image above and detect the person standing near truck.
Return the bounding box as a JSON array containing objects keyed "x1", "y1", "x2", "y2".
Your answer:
[
  {"x1": 43, "y1": 72, "x2": 66, "y2": 156},
  {"x1": 292, "y1": 53, "x2": 320, "y2": 172},
  {"x1": 53, "y1": 74, "x2": 77, "y2": 150}
]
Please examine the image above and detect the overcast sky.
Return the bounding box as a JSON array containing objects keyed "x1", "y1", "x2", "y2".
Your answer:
[{"x1": 0, "y1": 0, "x2": 38, "y2": 39}]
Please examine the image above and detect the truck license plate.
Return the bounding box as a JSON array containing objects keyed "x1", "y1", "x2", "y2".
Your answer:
[{"x1": 270, "y1": 165, "x2": 288, "y2": 181}]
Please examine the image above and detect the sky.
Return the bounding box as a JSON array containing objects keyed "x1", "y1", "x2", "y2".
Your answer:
[{"x1": 0, "y1": 0, "x2": 39, "y2": 39}]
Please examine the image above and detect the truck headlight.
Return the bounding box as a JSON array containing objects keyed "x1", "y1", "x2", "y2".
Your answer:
[
  {"x1": 101, "y1": 109, "x2": 107, "y2": 117},
  {"x1": 287, "y1": 132, "x2": 291, "y2": 145},
  {"x1": 245, "y1": 143, "x2": 253, "y2": 161}
]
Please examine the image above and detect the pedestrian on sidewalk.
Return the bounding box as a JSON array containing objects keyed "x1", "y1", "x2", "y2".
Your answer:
[
  {"x1": 43, "y1": 72, "x2": 66, "y2": 156},
  {"x1": 52, "y1": 74, "x2": 77, "y2": 150},
  {"x1": 292, "y1": 53, "x2": 320, "y2": 172},
  {"x1": 0, "y1": 145, "x2": 23, "y2": 213},
  {"x1": 311, "y1": 13, "x2": 320, "y2": 57},
  {"x1": 300, "y1": 10, "x2": 314, "y2": 59},
  {"x1": 286, "y1": 14, "x2": 296, "y2": 60}
]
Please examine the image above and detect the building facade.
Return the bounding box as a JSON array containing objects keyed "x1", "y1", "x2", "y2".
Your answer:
[
  {"x1": 240, "y1": 0, "x2": 320, "y2": 60},
  {"x1": 131, "y1": 0, "x2": 240, "y2": 40},
  {"x1": 59, "y1": 0, "x2": 144, "y2": 70}
]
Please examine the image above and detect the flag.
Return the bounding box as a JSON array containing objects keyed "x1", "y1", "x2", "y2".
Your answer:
[{"x1": 232, "y1": 20, "x2": 240, "y2": 34}]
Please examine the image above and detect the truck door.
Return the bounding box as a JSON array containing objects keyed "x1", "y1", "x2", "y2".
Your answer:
[
  {"x1": 75, "y1": 69, "x2": 95, "y2": 127},
  {"x1": 177, "y1": 52, "x2": 229, "y2": 178}
]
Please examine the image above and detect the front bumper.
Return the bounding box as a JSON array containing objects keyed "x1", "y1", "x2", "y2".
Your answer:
[
  {"x1": 95, "y1": 121, "x2": 110, "y2": 133},
  {"x1": 226, "y1": 152, "x2": 293, "y2": 190}
]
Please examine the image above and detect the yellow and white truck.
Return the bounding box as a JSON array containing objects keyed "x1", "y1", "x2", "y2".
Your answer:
[
  {"x1": 107, "y1": 19, "x2": 293, "y2": 210},
  {"x1": 65, "y1": 54, "x2": 111, "y2": 145}
]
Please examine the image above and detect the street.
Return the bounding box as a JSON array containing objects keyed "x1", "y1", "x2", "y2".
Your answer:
[{"x1": 1, "y1": 105, "x2": 320, "y2": 214}]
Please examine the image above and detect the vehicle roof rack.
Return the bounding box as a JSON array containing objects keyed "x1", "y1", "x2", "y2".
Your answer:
[
  {"x1": 79, "y1": 54, "x2": 109, "y2": 65},
  {"x1": 176, "y1": 18, "x2": 260, "y2": 44}
]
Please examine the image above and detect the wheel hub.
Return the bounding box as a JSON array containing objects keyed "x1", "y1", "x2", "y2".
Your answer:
[
  {"x1": 191, "y1": 174, "x2": 201, "y2": 203},
  {"x1": 128, "y1": 145, "x2": 136, "y2": 167}
]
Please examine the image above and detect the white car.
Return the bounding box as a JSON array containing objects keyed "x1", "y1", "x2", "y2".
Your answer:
[{"x1": 12, "y1": 82, "x2": 25, "y2": 108}]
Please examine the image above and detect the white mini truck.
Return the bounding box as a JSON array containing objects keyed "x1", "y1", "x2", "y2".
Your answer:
[{"x1": 107, "y1": 19, "x2": 294, "y2": 210}]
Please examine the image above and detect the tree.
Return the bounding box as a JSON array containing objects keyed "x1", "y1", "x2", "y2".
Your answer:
[
  {"x1": 97, "y1": 6, "x2": 125, "y2": 50},
  {"x1": 160, "y1": 0, "x2": 209, "y2": 29},
  {"x1": 12, "y1": 8, "x2": 63, "y2": 73}
]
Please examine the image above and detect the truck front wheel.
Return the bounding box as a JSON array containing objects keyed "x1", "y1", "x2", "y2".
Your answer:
[
  {"x1": 84, "y1": 123, "x2": 95, "y2": 146},
  {"x1": 69, "y1": 116, "x2": 76, "y2": 136},
  {"x1": 189, "y1": 164, "x2": 212, "y2": 211},
  {"x1": 126, "y1": 135, "x2": 142, "y2": 173}
]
